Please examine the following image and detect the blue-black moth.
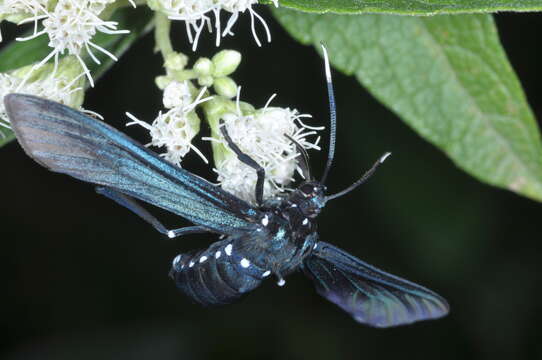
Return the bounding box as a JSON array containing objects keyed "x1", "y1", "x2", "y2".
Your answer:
[{"x1": 4, "y1": 47, "x2": 448, "y2": 327}]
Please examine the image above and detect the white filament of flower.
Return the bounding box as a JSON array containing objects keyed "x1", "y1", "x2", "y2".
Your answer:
[
  {"x1": 159, "y1": 0, "x2": 217, "y2": 51},
  {"x1": 220, "y1": 0, "x2": 276, "y2": 47},
  {"x1": 126, "y1": 84, "x2": 212, "y2": 166},
  {"x1": 14, "y1": 0, "x2": 130, "y2": 87},
  {"x1": 163, "y1": 0, "x2": 279, "y2": 50},
  {"x1": 0, "y1": 70, "x2": 86, "y2": 137},
  {"x1": 205, "y1": 86, "x2": 323, "y2": 204}
]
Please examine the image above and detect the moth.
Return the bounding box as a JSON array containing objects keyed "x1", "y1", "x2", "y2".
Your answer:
[{"x1": 4, "y1": 47, "x2": 448, "y2": 327}]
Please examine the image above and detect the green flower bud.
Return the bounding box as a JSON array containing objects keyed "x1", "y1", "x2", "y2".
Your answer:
[
  {"x1": 213, "y1": 77, "x2": 237, "y2": 99},
  {"x1": 164, "y1": 52, "x2": 188, "y2": 72},
  {"x1": 1, "y1": 1, "x2": 55, "y2": 26},
  {"x1": 1, "y1": 56, "x2": 86, "y2": 127},
  {"x1": 193, "y1": 58, "x2": 214, "y2": 77},
  {"x1": 155, "y1": 75, "x2": 171, "y2": 90},
  {"x1": 9, "y1": 56, "x2": 86, "y2": 108},
  {"x1": 4, "y1": 13, "x2": 30, "y2": 24},
  {"x1": 238, "y1": 101, "x2": 256, "y2": 115},
  {"x1": 52, "y1": 56, "x2": 86, "y2": 107},
  {"x1": 186, "y1": 110, "x2": 201, "y2": 135},
  {"x1": 212, "y1": 50, "x2": 241, "y2": 77},
  {"x1": 198, "y1": 75, "x2": 214, "y2": 87}
]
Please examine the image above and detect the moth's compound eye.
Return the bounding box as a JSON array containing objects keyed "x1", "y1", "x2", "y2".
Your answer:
[{"x1": 299, "y1": 183, "x2": 314, "y2": 196}]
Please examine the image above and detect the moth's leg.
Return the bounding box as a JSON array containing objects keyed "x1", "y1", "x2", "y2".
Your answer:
[
  {"x1": 96, "y1": 187, "x2": 210, "y2": 238},
  {"x1": 166, "y1": 226, "x2": 211, "y2": 238},
  {"x1": 219, "y1": 119, "x2": 265, "y2": 206}
]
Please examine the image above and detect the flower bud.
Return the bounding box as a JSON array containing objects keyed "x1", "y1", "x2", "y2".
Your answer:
[
  {"x1": 165, "y1": 52, "x2": 188, "y2": 71},
  {"x1": 193, "y1": 58, "x2": 214, "y2": 76},
  {"x1": 155, "y1": 75, "x2": 170, "y2": 90},
  {"x1": 212, "y1": 50, "x2": 241, "y2": 77},
  {"x1": 10, "y1": 56, "x2": 86, "y2": 108},
  {"x1": 213, "y1": 77, "x2": 237, "y2": 99},
  {"x1": 198, "y1": 75, "x2": 214, "y2": 87},
  {"x1": 1, "y1": 56, "x2": 86, "y2": 131}
]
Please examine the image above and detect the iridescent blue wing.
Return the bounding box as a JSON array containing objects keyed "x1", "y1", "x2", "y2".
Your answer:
[
  {"x1": 303, "y1": 242, "x2": 449, "y2": 327},
  {"x1": 5, "y1": 94, "x2": 260, "y2": 234}
]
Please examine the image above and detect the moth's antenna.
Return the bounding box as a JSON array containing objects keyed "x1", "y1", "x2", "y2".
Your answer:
[
  {"x1": 319, "y1": 43, "x2": 336, "y2": 185},
  {"x1": 326, "y1": 152, "x2": 391, "y2": 201}
]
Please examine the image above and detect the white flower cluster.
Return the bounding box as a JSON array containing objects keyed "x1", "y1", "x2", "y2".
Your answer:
[
  {"x1": 127, "y1": 81, "x2": 322, "y2": 204},
  {"x1": 126, "y1": 81, "x2": 211, "y2": 166},
  {"x1": 153, "y1": 0, "x2": 279, "y2": 50},
  {"x1": 11, "y1": 0, "x2": 133, "y2": 87},
  {"x1": 0, "y1": 71, "x2": 83, "y2": 137},
  {"x1": 212, "y1": 92, "x2": 322, "y2": 204}
]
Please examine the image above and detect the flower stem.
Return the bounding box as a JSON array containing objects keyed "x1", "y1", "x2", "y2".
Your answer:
[{"x1": 154, "y1": 12, "x2": 175, "y2": 60}]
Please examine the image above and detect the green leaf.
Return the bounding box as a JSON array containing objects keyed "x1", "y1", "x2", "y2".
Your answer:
[
  {"x1": 0, "y1": 6, "x2": 154, "y2": 147},
  {"x1": 0, "y1": 131, "x2": 15, "y2": 148},
  {"x1": 273, "y1": 9, "x2": 542, "y2": 202},
  {"x1": 266, "y1": 0, "x2": 542, "y2": 15}
]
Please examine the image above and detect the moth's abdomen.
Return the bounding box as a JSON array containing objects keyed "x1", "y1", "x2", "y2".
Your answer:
[{"x1": 169, "y1": 240, "x2": 271, "y2": 306}]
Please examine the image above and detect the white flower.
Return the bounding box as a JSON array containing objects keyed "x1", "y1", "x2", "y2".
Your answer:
[
  {"x1": 210, "y1": 89, "x2": 322, "y2": 204},
  {"x1": 16, "y1": 0, "x2": 130, "y2": 87},
  {"x1": 126, "y1": 85, "x2": 212, "y2": 166},
  {"x1": 152, "y1": 0, "x2": 217, "y2": 51},
  {"x1": 216, "y1": 157, "x2": 277, "y2": 203},
  {"x1": 156, "y1": 0, "x2": 279, "y2": 50},
  {"x1": 0, "y1": 70, "x2": 84, "y2": 137},
  {"x1": 162, "y1": 80, "x2": 192, "y2": 109},
  {"x1": 155, "y1": 0, "x2": 215, "y2": 21},
  {"x1": 221, "y1": 0, "x2": 278, "y2": 47}
]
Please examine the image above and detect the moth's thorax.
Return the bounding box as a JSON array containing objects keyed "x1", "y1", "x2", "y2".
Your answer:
[{"x1": 247, "y1": 187, "x2": 322, "y2": 275}]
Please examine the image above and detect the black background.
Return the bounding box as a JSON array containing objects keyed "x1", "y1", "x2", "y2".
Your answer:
[{"x1": 1, "y1": 8, "x2": 542, "y2": 360}]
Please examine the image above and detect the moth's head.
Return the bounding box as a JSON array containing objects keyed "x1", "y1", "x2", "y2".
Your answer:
[
  {"x1": 287, "y1": 45, "x2": 390, "y2": 215},
  {"x1": 291, "y1": 181, "x2": 327, "y2": 218}
]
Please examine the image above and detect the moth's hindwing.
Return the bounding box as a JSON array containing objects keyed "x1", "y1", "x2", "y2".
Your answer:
[{"x1": 303, "y1": 242, "x2": 449, "y2": 327}]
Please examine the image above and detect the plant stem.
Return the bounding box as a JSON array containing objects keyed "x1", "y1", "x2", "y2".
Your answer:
[{"x1": 154, "y1": 12, "x2": 175, "y2": 60}]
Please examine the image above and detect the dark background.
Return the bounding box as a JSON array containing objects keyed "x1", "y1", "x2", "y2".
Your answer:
[{"x1": 1, "y1": 8, "x2": 542, "y2": 360}]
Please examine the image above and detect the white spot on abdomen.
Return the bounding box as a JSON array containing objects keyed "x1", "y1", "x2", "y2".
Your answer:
[
  {"x1": 262, "y1": 270, "x2": 271, "y2": 277},
  {"x1": 240, "y1": 258, "x2": 250, "y2": 268},
  {"x1": 215, "y1": 251, "x2": 221, "y2": 259},
  {"x1": 261, "y1": 215, "x2": 269, "y2": 226},
  {"x1": 199, "y1": 256, "x2": 208, "y2": 263}
]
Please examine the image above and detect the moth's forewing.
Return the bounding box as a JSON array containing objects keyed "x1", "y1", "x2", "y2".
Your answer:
[{"x1": 5, "y1": 94, "x2": 260, "y2": 234}]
